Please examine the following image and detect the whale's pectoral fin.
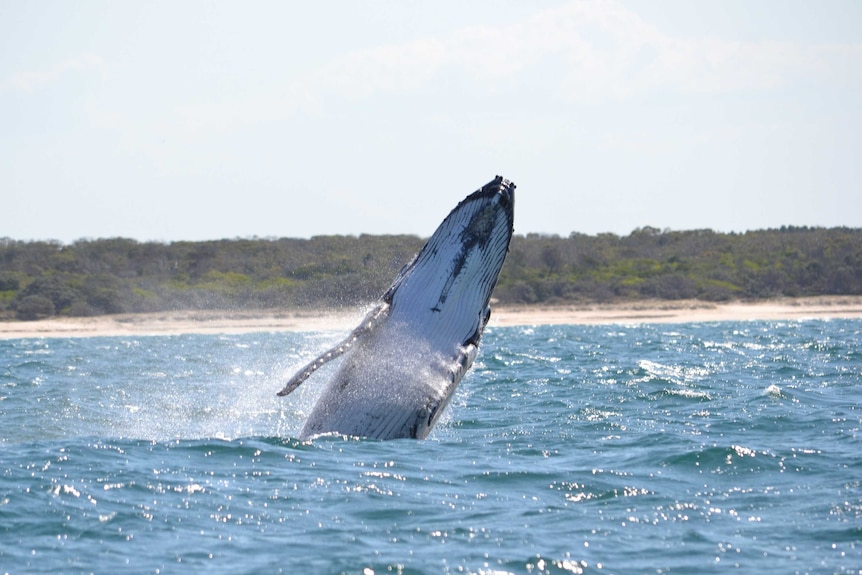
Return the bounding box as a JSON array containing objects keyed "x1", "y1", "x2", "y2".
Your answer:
[
  {"x1": 464, "y1": 305, "x2": 492, "y2": 348},
  {"x1": 444, "y1": 305, "x2": 486, "y2": 389},
  {"x1": 416, "y1": 342, "x2": 479, "y2": 439},
  {"x1": 276, "y1": 344, "x2": 346, "y2": 397},
  {"x1": 450, "y1": 342, "x2": 479, "y2": 386},
  {"x1": 276, "y1": 302, "x2": 390, "y2": 397}
]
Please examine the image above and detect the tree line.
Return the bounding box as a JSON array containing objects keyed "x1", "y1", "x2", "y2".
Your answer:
[{"x1": 1, "y1": 226, "x2": 861, "y2": 320}]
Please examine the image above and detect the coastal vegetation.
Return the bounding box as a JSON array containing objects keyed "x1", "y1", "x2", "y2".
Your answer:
[{"x1": 1, "y1": 226, "x2": 861, "y2": 320}]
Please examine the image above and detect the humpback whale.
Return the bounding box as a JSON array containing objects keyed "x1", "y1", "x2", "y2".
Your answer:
[{"x1": 278, "y1": 176, "x2": 515, "y2": 440}]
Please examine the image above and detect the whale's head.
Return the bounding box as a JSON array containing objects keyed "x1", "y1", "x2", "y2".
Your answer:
[{"x1": 383, "y1": 176, "x2": 515, "y2": 348}]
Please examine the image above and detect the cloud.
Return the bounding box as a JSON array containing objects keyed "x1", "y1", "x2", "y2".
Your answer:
[
  {"x1": 9, "y1": 52, "x2": 105, "y2": 91},
  {"x1": 114, "y1": 0, "x2": 862, "y2": 136},
  {"x1": 311, "y1": 0, "x2": 862, "y2": 103}
]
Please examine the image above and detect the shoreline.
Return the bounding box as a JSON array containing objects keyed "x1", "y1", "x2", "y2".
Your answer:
[{"x1": 1, "y1": 296, "x2": 861, "y2": 339}]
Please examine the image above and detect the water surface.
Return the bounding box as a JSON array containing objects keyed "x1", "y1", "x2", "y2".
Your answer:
[{"x1": 1, "y1": 320, "x2": 860, "y2": 573}]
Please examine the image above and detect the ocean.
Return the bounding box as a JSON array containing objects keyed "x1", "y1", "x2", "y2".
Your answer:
[{"x1": 1, "y1": 319, "x2": 860, "y2": 574}]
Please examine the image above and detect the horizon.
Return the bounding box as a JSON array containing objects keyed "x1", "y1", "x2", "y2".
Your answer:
[
  {"x1": 3, "y1": 1, "x2": 861, "y2": 243},
  {"x1": 2, "y1": 222, "x2": 857, "y2": 248}
]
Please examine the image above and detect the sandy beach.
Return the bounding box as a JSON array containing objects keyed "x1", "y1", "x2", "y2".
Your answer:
[{"x1": 1, "y1": 296, "x2": 861, "y2": 339}]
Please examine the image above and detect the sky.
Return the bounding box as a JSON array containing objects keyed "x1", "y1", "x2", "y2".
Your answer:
[{"x1": 2, "y1": 0, "x2": 861, "y2": 244}]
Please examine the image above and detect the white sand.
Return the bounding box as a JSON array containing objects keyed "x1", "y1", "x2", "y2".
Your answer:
[{"x1": 2, "y1": 297, "x2": 861, "y2": 339}]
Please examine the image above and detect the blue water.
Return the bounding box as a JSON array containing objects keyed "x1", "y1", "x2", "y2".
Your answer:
[{"x1": 1, "y1": 320, "x2": 861, "y2": 574}]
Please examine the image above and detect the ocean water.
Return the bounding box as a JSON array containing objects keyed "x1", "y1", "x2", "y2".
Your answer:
[{"x1": 1, "y1": 319, "x2": 860, "y2": 574}]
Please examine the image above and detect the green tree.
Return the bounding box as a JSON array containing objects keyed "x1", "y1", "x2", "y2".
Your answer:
[
  {"x1": 16, "y1": 295, "x2": 55, "y2": 320},
  {"x1": 16, "y1": 275, "x2": 80, "y2": 315}
]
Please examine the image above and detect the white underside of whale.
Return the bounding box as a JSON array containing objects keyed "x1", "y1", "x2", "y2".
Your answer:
[{"x1": 298, "y1": 311, "x2": 478, "y2": 440}]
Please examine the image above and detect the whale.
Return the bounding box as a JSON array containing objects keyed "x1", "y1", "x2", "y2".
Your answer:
[{"x1": 277, "y1": 176, "x2": 515, "y2": 440}]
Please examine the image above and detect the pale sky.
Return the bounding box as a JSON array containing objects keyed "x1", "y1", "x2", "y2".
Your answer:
[{"x1": 2, "y1": 1, "x2": 861, "y2": 243}]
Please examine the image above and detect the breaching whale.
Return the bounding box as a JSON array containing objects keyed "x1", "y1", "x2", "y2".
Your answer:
[{"x1": 278, "y1": 176, "x2": 515, "y2": 440}]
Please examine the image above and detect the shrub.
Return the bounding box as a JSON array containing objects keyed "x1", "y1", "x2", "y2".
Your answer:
[{"x1": 16, "y1": 295, "x2": 55, "y2": 320}]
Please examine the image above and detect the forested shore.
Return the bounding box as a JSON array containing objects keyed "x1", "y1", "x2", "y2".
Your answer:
[{"x1": 2, "y1": 226, "x2": 861, "y2": 321}]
